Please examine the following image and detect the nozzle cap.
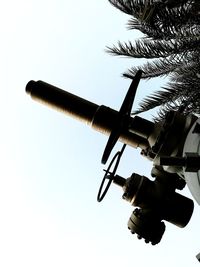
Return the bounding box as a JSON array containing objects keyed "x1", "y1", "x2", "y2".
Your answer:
[{"x1": 26, "y1": 80, "x2": 36, "y2": 95}]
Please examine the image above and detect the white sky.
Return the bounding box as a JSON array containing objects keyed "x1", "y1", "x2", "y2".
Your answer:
[{"x1": 1, "y1": 0, "x2": 200, "y2": 266}]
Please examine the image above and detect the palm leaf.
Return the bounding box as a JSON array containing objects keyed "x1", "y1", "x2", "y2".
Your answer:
[
  {"x1": 123, "y1": 55, "x2": 184, "y2": 79},
  {"x1": 108, "y1": 0, "x2": 200, "y2": 120}
]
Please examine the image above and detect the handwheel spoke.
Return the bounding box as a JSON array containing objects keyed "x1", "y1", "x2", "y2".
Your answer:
[{"x1": 97, "y1": 144, "x2": 126, "y2": 202}]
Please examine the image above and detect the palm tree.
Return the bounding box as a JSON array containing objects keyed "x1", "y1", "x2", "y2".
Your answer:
[{"x1": 107, "y1": 0, "x2": 200, "y2": 119}]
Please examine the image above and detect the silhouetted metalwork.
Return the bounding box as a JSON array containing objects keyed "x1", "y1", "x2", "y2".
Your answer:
[
  {"x1": 26, "y1": 71, "x2": 200, "y2": 247},
  {"x1": 26, "y1": 80, "x2": 150, "y2": 149},
  {"x1": 101, "y1": 70, "x2": 142, "y2": 164}
]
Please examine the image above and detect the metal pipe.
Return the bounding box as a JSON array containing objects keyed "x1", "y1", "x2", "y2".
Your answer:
[
  {"x1": 26, "y1": 80, "x2": 150, "y2": 149},
  {"x1": 26, "y1": 80, "x2": 98, "y2": 124}
]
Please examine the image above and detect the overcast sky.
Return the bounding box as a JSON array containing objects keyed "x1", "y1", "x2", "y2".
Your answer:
[{"x1": 1, "y1": 0, "x2": 200, "y2": 266}]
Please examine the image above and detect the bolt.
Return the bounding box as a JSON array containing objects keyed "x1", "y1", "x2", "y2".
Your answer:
[
  {"x1": 133, "y1": 208, "x2": 139, "y2": 215},
  {"x1": 122, "y1": 193, "x2": 128, "y2": 200}
]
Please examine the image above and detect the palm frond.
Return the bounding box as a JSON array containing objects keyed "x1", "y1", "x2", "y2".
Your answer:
[
  {"x1": 123, "y1": 55, "x2": 184, "y2": 79},
  {"x1": 106, "y1": 36, "x2": 200, "y2": 59},
  {"x1": 108, "y1": 0, "x2": 135, "y2": 15},
  {"x1": 133, "y1": 77, "x2": 200, "y2": 116},
  {"x1": 108, "y1": 0, "x2": 200, "y2": 120}
]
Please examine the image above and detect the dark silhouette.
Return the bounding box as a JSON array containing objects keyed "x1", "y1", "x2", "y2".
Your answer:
[{"x1": 107, "y1": 0, "x2": 200, "y2": 119}]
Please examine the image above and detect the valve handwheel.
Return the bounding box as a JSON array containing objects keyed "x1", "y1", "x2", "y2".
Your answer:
[
  {"x1": 98, "y1": 70, "x2": 142, "y2": 202},
  {"x1": 101, "y1": 70, "x2": 142, "y2": 164},
  {"x1": 97, "y1": 144, "x2": 126, "y2": 202}
]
